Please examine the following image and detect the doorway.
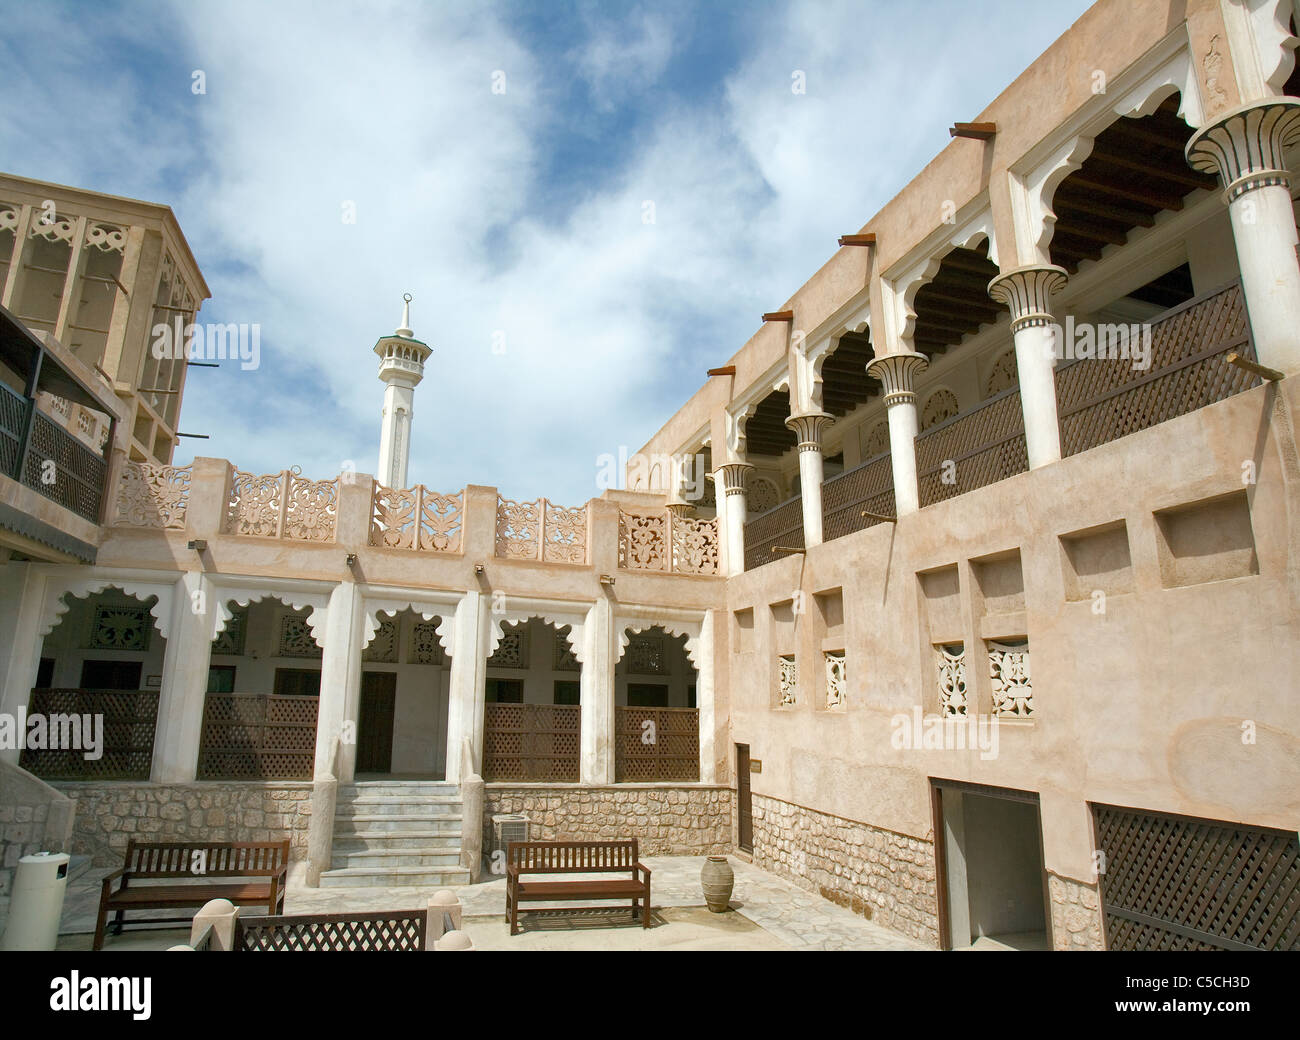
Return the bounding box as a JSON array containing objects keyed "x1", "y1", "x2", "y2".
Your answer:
[
  {"x1": 357, "y1": 672, "x2": 397, "y2": 774},
  {"x1": 736, "y1": 743, "x2": 752, "y2": 853},
  {"x1": 932, "y1": 780, "x2": 1051, "y2": 950}
]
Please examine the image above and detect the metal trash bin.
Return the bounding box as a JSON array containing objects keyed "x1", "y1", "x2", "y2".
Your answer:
[{"x1": 1, "y1": 852, "x2": 71, "y2": 951}]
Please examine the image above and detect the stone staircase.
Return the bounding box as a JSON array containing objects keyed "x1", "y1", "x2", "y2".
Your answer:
[{"x1": 320, "y1": 780, "x2": 471, "y2": 888}]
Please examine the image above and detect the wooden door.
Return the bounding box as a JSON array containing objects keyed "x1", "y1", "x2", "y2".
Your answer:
[
  {"x1": 736, "y1": 743, "x2": 753, "y2": 852},
  {"x1": 357, "y1": 672, "x2": 397, "y2": 774}
]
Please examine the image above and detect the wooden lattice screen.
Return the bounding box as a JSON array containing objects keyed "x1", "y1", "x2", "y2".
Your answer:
[
  {"x1": 1056, "y1": 282, "x2": 1258, "y2": 457},
  {"x1": 744, "y1": 495, "x2": 803, "y2": 571},
  {"x1": 19, "y1": 688, "x2": 158, "y2": 780},
  {"x1": 234, "y1": 910, "x2": 427, "y2": 951},
  {"x1": 822, "y1": 450, "x2": 894, "y2": 541},
  {"x1": 615, "y1": 707, "x2": 700, "y2": 782},
  {"x1": 482, "y1": 703, "x2": 580, "y2": 782},
  {"x1": 197, "y1": 693, "x2": 318, "y2": 780},
  {"x1": 1093, "y1": 803, "x2": 1300, "y2": 951},
  {"x1": 915, "y1": 385, "x2": 1027, "y2": 508}
]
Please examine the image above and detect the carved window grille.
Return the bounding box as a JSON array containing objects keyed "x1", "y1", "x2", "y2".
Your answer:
[
  {"x1": 627, "y1": 633, "x2": 666, "y2": 675},
  {"x1": 89, "y1": 603, "x2": 152, "y2": 651},
  {"x1": 746, "y1": 473, "x2": 780, "y2": 514},
  {"x1": 984, "y1": 348, "x2": 1019, "y2": 398},
  {"x1": 488, "y1": 629, "x2": 526, "y2": 669},
  {"x1": 779, "y1": 655, "x2": 797, "y2": 707},
  {"x1": 370, "y1": 483, "x2": 463, "y2": 553},
  {"x1": 860, "y1": 420, "x2": 890, "y2": 460},
  {"x1": 212, "y1": 606, "x2": 247, "y2": 656},
  {"x1": 278, "y1": 613, "x2": 322, "y2": 658},
  {"x1": 115, "y1": 461, "x2": 192, "y2": 529},
  {"x1": 825, "y1": 650, "x2": 846, "y2": 709},
  {"x1": 409, "y1": 621, "x2": 445, "y2": 664},
  {"x1": 937, "y1": 643, "x2": 967, "y2": 716},
  {"x1": 494, "y1": 496, "x2": 587, "y2": 563},
  {"x1": 921, "y1": 388, "x2": 960, "y2": 431},
  {"x1": 226, "y1": 467, "x2": 338, "y2": 542},
  {"x1": 363, "y1": 617, "x2": 398, "y2": 663},
  {"x1": 619, "y1": 510, "x2": 719, "y2": 575},
  {"x1": 988, "y1": 639, "x2": 1032, "y2": 717},
  {"x1": 553, "y1": 626, "x2": 580, "y2": 671}
]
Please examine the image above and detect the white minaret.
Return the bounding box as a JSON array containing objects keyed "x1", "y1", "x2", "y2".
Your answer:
[{"x1": 374, "y1": 293, "x2": 432, "y2": 489}]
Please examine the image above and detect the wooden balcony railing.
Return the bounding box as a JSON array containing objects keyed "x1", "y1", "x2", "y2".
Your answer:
[
  {"x1": 0, "y1": 382, "x2": 108, "y2": 523},
  {"x1": 916, "y1": 385, "x2": 1028, "y2": 508},
  {"x1": 18, "y1": 688, "x2": 158, "y2": 780},
  {"x1": 743, "y1": 494, "x2": 803, "y2": 571},
  {"x1": 615, "y1": 706, "x2": 699, "y2": 782},
  {"x1": 482, "y1": 703, "x2": 580, "y2": 782},
  {"x1": 1056, "y1": 281, "x2": 1258, "y2": 457},
  {"x1": 822, "y1": 450, "x2": 894, "y2": 540},
  {"x1": 198, "y1": 692, "x2": 318, "y2": 780}
]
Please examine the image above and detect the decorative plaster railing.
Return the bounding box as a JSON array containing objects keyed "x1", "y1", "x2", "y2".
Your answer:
[
  {"x1": 482, "y1": 703, "x2": 580, "y2": 781},
  {"x1": 915, "y1": 385, "x2": 1028, "y2": 508},
  {"x1": 197, "y1": 692, "x2": 318, "y2": 780},
  {"x1": 114, "y1": 460, "x2": 191, "y2": 529},
  {"x1": 743, "y1": 496, "x2": 802, "y2": 571},
  {"x1": 822, "y1": 450, "x2": 894, "y2": 541},
  {"x1": 226, "y1": 467, "x2": 338, "y2": 542},
  {"x1": 619, "y1": 510, "x2": 720, "y2": 575},
  {"x1": 18, "y1": 688, "x2": 158, "y2": 780},
  {"x1": 614, "y1": 706, "x2": 699, "y2": 782},
  {"x1": 1056, "y1": 281, "x2": 1258, "y2": 458},
  {"x1": 495, "y1": 495, "x2": 588, "y2": 564},
  {"x1": 370, "y1": 482, "x2": 464, "y2": 553}
]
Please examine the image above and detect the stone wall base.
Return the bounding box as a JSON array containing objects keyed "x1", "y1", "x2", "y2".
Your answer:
[
  {"x1": 1048, "y1": 873, "x2": 1106, "y2": 950},
  {"x1": 483, "y1": 785, "x2": 732, "y2": 868},
  {"x1": 52, "y1": 782, "x2": 313, "y2": 866},
  {"x1": 751, "y1": 793, "x2": 940, "y2": 947}
]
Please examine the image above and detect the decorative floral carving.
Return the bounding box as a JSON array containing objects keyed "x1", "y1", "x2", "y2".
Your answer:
[
  {"x1": 90, "y1": 604, "x2": 151, "y2": 651},
  {"x1": 921, "y1": 388, "x2": 960, "y2": 431},
  {"x1": 989, "y1": 640, "x2": 1033, "y2": 717},
  {"x1": 369, "y1": 484, "x2": 464, "y2": 553},
  {"x1": 746, "y1": 474, "x2": 780, "y2": 514},
  {"x1": 0, "y1": 204, "x2": 19, "y2": 234},
  {"x1": 84, "y1": 221, "x2": 126, "y2": 253},
  {"x1": 619, "y1": 510, "x2": 719, "y2": 575},
  {"x1": 421, "y1": 491, "x2": 463, "y2": 551},
  {"x1": 495, "y1": 496, "x2": 541, "y2": 559},
  {"x1": 226, "y1": 468, "x2": 337, "y2": 541},
  {"x1": 861, "y1": 420, "x2": 890, "y2": 460},
  {"x1": 937, "y1": 644, "x2": 967, "y2": 716},
  {"x1": 492, "y1": 496, "x2": 586, "y2": 562},
  {"x1": 627, "y1": 633, "x2": 666, "y2": 675},
  {"x1": 212, "y1": 605, "x2": 246, "y2": 655},
  {"x1": 553, "y1": 626, "x2": 580, "y2": 671},
  {"x1": 371, "y1": 485, "x2": 418, "y2": 547},
  {"x1": 984, "y1": 349, "x2": 1019, "y2": 398},
  {"x1": 779, "y1": 655, "x2": 798, "y2": 707},
  {"x1": 409, "y1": 620, "x2": 445, "y2": 665},
  {"x1": 29, "y1": 210, "x2": 75, "y2": 244},
  {"x1": 543, "y1": 502, "x2": 586, "y2": 563},
  {"x1": 226, "y1": 469, "x2": 283, "y2": 538},
  {"x1": 670, "y1": 514, "x2": 719, "y2": 575},
  {"x1": 278, "y1": 613, "x2": 322, "y2": 658},
  {"x1": 618, "y1": 511, "x2": 669, "y2": 571},
  {"x1": 284, "y1": 474, "x2": 338, "y2": 542},
  {"x1": 363, "y1": 617, "x2": 398, "y2": 663},
  {"x1": 488, "y1": 629, "x2": 526, "y2": 668},
  {"x1": 825, "y1": 650, "x2": 846, "y2": 709},
  {"x1": 115, "y1": 461, "x2": 191, "y2": 529}
]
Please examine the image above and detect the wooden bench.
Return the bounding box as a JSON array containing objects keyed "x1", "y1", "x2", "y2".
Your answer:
[
  {"x1": 506, "y1": 839, "x2": 651, "y2": 935},
  {"x1": 93, "y1": 839, "x2": 288, "y2": 951}
]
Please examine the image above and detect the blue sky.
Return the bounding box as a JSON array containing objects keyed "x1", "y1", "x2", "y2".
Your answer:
[{"x1": 1, "y1": 0, "x2": 1094, "y2": 503}]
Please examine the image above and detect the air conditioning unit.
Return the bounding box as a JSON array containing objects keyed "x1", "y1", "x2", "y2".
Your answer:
[{"x1": 491, "y1": 814, "x2": 530, "y2": 861}]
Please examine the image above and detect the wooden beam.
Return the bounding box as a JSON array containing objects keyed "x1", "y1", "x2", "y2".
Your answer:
[
  {"x1": 914, "y1": 287, "x2": 1003, "y2": 313},
  {"x1": 935, "y1": 251, "x2": 999, "y2": 276},
  {"x1": 1225, "y1": 352, "x2": 1284, "y2": 381},
  {"x1": 1085, "y1": 149, "x2": 1216, "y2": 190},
  {"x1": 762, "y1": 310, "x2": 794, "y2": 322},
  {"x1": 707, "y1": 365, "x2": 736, "y2": 377},
  {"x1": 1063, "y1": 174, "x2": 1186, "y2": 212},
  {"x1": 1053, "y1": 194, "x2": 1157, "y2": 229},
  {"x1": 950, "y1": 121, "x2": 996, "y2": 140},
  {"x1": 1050, "y1": 219, "x2": 1130, "y2": 247},
  {"x1": 838, "y1": 233, "x2": 877, "y2": 247}
]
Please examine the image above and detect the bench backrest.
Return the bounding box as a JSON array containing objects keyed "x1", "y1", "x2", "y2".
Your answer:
[
  {"x1": 122, "y1": 839, "x2": 290, "y2": 879},
  {"x1": 508, "y1": 840, "x2": 640, "y2": 873}
]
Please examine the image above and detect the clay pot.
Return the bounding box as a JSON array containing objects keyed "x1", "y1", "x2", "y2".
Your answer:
[{"x1": 701, "y1": 855, "x2": 734, "y2": 913}]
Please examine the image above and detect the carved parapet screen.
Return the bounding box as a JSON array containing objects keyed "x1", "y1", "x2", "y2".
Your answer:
[
  {"x1": 619, "y1": 509, "x2": 719, "y2": 575},
  {"x1": 495, "y1": 496, "x2": 587, "y2": 563},
  {"x1": 226, "y1": 467, "x2": 338, "y2": 542},
  {"x1": 114, "y1": 461, "x2": 192, "y2": 529},
  {"x1": 370, "y1": 483, "x2": 464, "y2": 553}
]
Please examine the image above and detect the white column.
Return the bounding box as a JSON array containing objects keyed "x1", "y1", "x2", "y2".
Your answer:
[
  {"x1": 715, "y1": 462, "x2": 753, "y2": 575},
  {"x1": 0, "y1": 563, "x2": 47, "y2": 766},
  {"x1": 151, "y1": 571, "x2": 213, "y2": 782},
  {"x1": 314, "y1": 581, "x2": 363, "y2": 783},
  {"x1": 1187, "y1": 98, "x2": 1300, "y2": 375},
  {"x1": 580, "y1": 597, "x2": 615, "y2": 784},
  {"x1": 786, "y1": 412, "x2": 832, "y2": 546},
  {"x1": 695, "y1": 611, "x2": 716, "y2": 785},
  {"x1": 988, "y1": 265, "x2": 1067, "y2": 469},
  {"x1": 866, "y1": 352, "x2": 929, "y2": 516},
  {"x1": 444, "y1": 589, "x2": 488, "y2": 784}
]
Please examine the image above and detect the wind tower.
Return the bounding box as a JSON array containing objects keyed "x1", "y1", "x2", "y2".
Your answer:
[{"x1": 374, "y1": 293, "x2": 431, "y2": 489}]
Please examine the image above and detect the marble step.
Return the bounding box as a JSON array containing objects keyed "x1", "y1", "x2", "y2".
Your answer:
[
  {"x1": 318, "y1": 865, "x2": 472, "y2": 889},
  {"x1": 329, "y1": 847, "x2": 463, "y2": 870},
  {"x1": 332, "y1": 813, "x2": 463, "y2": 834},
  {"x1": 332, "y1": 830, "x2": 462, "y2": 852}
]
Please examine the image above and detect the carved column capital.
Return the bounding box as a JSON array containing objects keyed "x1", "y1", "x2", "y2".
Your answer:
[
  {"x1": 714, "y1": 462, "x2": 753, "y2": 497},
  {"x1": 866, "y1": 351, "x2": 929, "y2": 406},
  {"x1": 987, "y1": 264, "x2": 1068, "y2": 333},
  {"x1": 1186, "y1": 98, "x2": 1300, "y2": 202},
  {"x1": 785, "y1": 411, "x2": 833, "y2": 452}
]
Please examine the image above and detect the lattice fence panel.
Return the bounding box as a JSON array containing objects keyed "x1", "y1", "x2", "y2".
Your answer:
[
  {"x1": 21, "y1": 410, "x2": 106, "y2": 522},
  {"x1": 744, "y1": 496, "x2": 803, "y2": 571},
  {"x1": 915, "y1": 387, "x2": 1026, "y2": 508},
  {"x1": 615, "y1": 707, "x2": 700, "y2": 782},
  {"x1": 1057, "y1": 283, "x2": 1257, "y2": 458},
  {"x1": 19, "y1": 688, "x2": 157, "y2": 780},
  {"x1": 1093, "y1": 803, "x2": 1300, "y2": 951},
  {"x1": 822, "y1": 450, "x2": 894, "y2": 540},
  {"x1": 198, "y1": 693, "x2": 318, "y2": 780},
  {"x1": 235, "y1": 911, "x2": 427, "y2": 951},
  {"x1": 483, "y1": 703, "x2": 580, "y2": 782}
]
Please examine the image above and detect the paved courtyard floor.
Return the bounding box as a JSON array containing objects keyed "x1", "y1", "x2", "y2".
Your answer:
[{"x1": 5, "y1": 855, "x2": 931, "y2": 952}]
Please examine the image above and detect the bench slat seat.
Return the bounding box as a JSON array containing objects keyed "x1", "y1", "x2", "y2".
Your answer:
[
  {"x1": 106, "y1": 882, "x2": 276, "y2": 906},
  {"x1": 506, "y1": 839, "x2": 651, "y2": 935}
]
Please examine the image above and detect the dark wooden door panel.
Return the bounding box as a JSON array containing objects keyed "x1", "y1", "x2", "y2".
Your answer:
[
  {"x1": 357, "y1": 672, "x2": 397, "y2": 774},
  {"x1": 736, "y1": 743, "x2": 752, "y2": 853}
]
